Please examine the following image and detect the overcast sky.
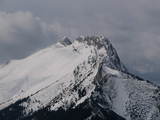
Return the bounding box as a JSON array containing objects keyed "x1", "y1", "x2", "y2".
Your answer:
[{"x1": 0, "y1": 0, "x2": 159, "y2": 83}]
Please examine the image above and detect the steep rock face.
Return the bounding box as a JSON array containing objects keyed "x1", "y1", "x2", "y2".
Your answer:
[{"x1": 0, "y1": 36, "x2": 160, "y2": 120}]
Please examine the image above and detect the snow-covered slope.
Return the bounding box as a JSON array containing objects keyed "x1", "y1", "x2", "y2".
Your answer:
[
  {"x1": 0, "y1": 36, "x2": 160, "y2": 120},
  {"x1": 0, "y1": 38, "x2": 98, "y2": 109}
]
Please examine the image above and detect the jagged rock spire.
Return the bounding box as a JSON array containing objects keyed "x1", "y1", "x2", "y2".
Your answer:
[{"x1": 60, "y1": 37, "x2": 72, "y2": 46}]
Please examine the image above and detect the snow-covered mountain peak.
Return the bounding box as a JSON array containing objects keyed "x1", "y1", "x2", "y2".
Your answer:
[
  {"x1": 75, "y1": 36, "x2": 127, "y2": 72},
  {"x1": 57, "y1": 35, "x2": 126, "y2": 73},
  {"x1": 0, "y1": 36, "x2": 160, "y2": 120}
]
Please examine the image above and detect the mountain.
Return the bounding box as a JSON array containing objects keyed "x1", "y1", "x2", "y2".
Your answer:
[{"x1": 0, "y1": 36, "x2": 160, "y2": 120}]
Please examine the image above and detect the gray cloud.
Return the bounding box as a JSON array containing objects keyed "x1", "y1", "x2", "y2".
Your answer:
[
  {"x1": 0, "y1": 0, "x2": 160, "y2": 83},
  {"x1": 0, "y1": 11, "x2": 58, "y2": 63}
]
